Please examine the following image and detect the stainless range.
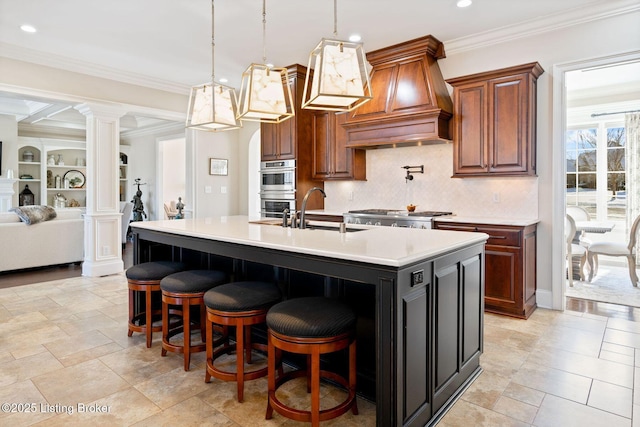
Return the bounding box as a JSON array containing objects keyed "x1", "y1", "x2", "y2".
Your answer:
[{"x1": 343, "y1": 209, "x2": 452, "y2": 229}]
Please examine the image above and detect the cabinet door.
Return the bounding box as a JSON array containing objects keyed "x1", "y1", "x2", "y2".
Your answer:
[
  {"x1": 488, "y1": 73, "x2": 530, "y2": 174},
  {"x1": 260, "y1": 123, "x2": 279, "y2": 161},
  {"x1": 312, "y1": 112, "x2": 331, "y2": 179},
  {"x1": 484, "y1": 245, "x2": 521, "y2": 313},
  {"x1": 331, "y1": 112, "x2": 358, "y2": 179},
  {"x1": 453, "y1": 83, "x2": 488, "y2": 175},
  {"x1": 260, "y1": 120, "x2": 296, "y2": 161}
]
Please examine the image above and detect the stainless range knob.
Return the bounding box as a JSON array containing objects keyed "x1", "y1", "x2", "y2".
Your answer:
[
  {"x1": 366, "y1": 221, "x2": 373, "y2": 225},
  {"x1": 391, "y1": 223, "x2": 397, "y2": 227},
  {"x1": 375, "y1": 221, "x2": 381, "y2": 226},
  {"x1": 354, "y1": 218, "x2": 361, "y2": 224}
]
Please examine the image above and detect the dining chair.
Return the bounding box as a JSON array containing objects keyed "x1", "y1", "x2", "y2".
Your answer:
[
  {"x1": 566, "y1": 214, "x2": 587, "y2": 287},
  {"x1": 586, "y1": 214, "x2": 640, "y2": 287},
  {"x1": 164, "y1": 202, "x2": 177, "y2": 220}
]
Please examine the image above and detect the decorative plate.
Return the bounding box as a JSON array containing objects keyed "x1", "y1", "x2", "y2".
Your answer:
[{"x1": 63, "y1": 170, "x2": 85, "y2": 188}]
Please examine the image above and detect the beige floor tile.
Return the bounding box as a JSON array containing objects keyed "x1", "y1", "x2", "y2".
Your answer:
[
  {"x1": 32, "y1": 387, "x2": 162, "y2": 427},
  {"x1": 636, "y1": 350, "x2": 640, "y2": 367},
  {"x1": 634, "y1": 404, "x2": 640, "y2": 427},
  {"x1": 602, "y1": 342, "x2": 636, "y2": 356},
  {"x1": 478, "y1": 341, "x2": 530, "y2": 379},
  {"x1": 537, "y1": 324, "x2": 605, "y2": 357},
  {"x1": 134, "y1": 365, "x2": 211, "y2": 409},
  {"x1": 0, "y1": 380, "x2": 55, "y2": 426},
  {"x1": 53, "y1": 312, "x2": 120, "y2": 336},
  {"x1": 601, "y1": 349, "x2": 636, "y2": 366},
  {"x1": 635, "y1": 368, "x2": 640, "y2": 406},
  {"x1": 528, "y1": 345, "x2": 633, "y2": 388},
  {"x1": 43, "y1": 329, "x2": 114, "y2": 359},
  {"x1": 10, "y1": 343, "x2": 49, "y2": 360},
  {"x1": 0, "y1": 350, "x2": 63, "y2": 388},
  {"x1": 99, "y1": 344, "x2": 186, "y2": 385},
  {"x1": 132, "y1": 396, "x2": 237, "y2": 427},
  {"x1": 438, "y1": 399, "x2": 530, "y2": 427},
  {"x1": 608, "y1": 318, "x2": 640, "y2": 334},
  {"x1": 492, "y1": 395, "x2": 538, "y2": 424},
  {"x1": 502, "y1": 382, "x2": 545, "y2": 407},
  {"x1": 553, "y1": 313, "x2": 608, "y2": 334},
  {"x1": 4, "y1": 296, "x2": 63, "y2": 316},
  {"x1": 31, "y1": 359, "x2": 130, "y2": 406},
  {"x1": 57, "y1": 342, "x2": 124, "y2": 367},
  {"x1": 2, "y1": 324, "x2": 70, "y2": 353},
  {"x1": 588, "y1": 379, "x2": 633, "y2": 418},
  {"x1": 460, "y1": 370, "x2": 510, "y2": 409},
  {"x1": 606, "y1": 329, "x2": 640, "y2": 349},
  {"x1": 534, "y1": 394, "x2": 631, "y2": 427},
  {"x1": 510, "y1": 361, "x2": 592, "y2": 404}
]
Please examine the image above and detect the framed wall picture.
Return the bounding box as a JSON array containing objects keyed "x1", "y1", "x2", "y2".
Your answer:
[{"x1": 209, "y1": 158, "x2": 228, "y2": 176}]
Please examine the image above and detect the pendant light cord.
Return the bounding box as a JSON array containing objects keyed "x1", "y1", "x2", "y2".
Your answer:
[
  {"x1": 262, "y1": 0, "x2": 267, "y2": 64},
  {"x1": 211, "y1": 0, "x2": 215, "y2": 83},
  {"x1": 333, "y1": 0, "x2": 338, "y2": 37}
]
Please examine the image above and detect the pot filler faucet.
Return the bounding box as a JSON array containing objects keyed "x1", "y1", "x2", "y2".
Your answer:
[
  {"x1": 402, "y1": 165, "x2": 424, "y2": 182},
  {"x1": 298, "y1": 187, "x2": 326, "y2": 229}
]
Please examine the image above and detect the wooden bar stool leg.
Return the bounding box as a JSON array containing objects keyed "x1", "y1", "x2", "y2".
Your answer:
[
  {"x1": 205, "y1": 314, "x2": 213, "y2": 383},
  {"x1": 127, "y1": 288, "x2": 135, "y2": 337},
  {"x1": 183, "y1": 299, "x2": 191, "y2": 371},
  {"x1": 350, "y1": 339, "x2": 359, "y2": 415},
  {"x1": 236, "y1": 319, "x2": 245, "y2": 402},
  {"x1": 145, "y1": 287, "x2": 153, "y2": 348},
  {"x1": 311, "y1": 348, "x2": 321, "y2": 427},
  {"x1": 161, "y1": 296, "x2": 169, "y2": 357},
  {"x1": 265, "y1": 332, "x2": 275, "y2": 420},
  {"x1": 200, "y1": 302, "x2": 207, "y2": 343},
  {"x1": 245, "y1": 325, "x2": 252, "y2": 364},
  {"x1": 306, "y1": 354, "x2": 312, "y2": 393}
]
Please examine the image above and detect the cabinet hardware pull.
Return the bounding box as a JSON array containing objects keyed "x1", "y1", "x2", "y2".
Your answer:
[{"x1": 489, "y1": 235, "x2": 507, "y2": 239}]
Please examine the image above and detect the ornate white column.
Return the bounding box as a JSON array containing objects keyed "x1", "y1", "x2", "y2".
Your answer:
[
  {"x1": 0, "y1": 178, "x2": 18, "y2": 212},
  {"x1": 76, "y1": 103, "x2": 126, "y2": 277}
]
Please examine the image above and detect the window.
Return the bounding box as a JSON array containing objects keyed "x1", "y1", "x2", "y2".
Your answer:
[{"x1": 566, "y1": 125, "x2": 626, "y2": 220}]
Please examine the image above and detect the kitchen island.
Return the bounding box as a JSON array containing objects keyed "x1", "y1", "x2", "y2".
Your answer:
[{"x1": 130, "y1": 216, "x2": 488, "y2": 427}]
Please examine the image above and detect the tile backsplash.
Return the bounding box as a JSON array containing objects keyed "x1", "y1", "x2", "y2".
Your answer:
[{"x1": 324, "y1": 143, "x2": 538, "y2": 219}]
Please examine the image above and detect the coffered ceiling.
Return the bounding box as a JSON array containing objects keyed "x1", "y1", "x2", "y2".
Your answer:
[{"x1": 0, "y1": 0, "x2": 638, "y2": 134}]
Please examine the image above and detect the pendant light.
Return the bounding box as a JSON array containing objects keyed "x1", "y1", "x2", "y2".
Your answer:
[
  {"x1": 302, "y1": 0, "x2": 372, "y2": 111},
  {"x1": 236, "y1": 0, "x2": 294, "y2": 123},
  {"x1": 186, "y1": 0, "x2": 241, "y2": 131}
]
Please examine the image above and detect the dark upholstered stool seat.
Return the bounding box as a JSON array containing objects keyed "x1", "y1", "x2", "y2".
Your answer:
[
  {"x1": 266, "y1": 297, "x2": 356, "y2": 338},
  {"x1": 126, "y1": 261, "x2": 188, "y2": 281},
  {"x1": 265, "y1": 297, "x2": 358, "y2": 426},
  {"x1": 160, "y1": 270, "x2": 229, "y2": 371},
  {"x1": 204, "y1": 281, "x2": 282, "y2": 402},
  {"x1": 127, "y1": 261, "x2": 187, "y2": 348}
]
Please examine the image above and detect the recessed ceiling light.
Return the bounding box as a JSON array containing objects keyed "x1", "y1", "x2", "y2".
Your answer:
[
  {"x1": 219, "y1": 78, "x2": 228, "y2": 83},
  {"x1": 349, "y1": 34, "x2": 362, "y2": 42},
  {"x1": 20, "y1": 24, "x2": 37, "y2": 33},
  {"x1": 457, "y1": 0, "x2": 472, "y2": 7}
]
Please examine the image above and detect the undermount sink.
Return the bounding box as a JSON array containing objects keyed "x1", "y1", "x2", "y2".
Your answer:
[{"x1": 305, "y1": 224, "x2": 365, "y2": 233}]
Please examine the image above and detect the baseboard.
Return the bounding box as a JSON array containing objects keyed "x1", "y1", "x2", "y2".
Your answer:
[
  {"x1": 82, "y1": 258, "x2": 124, "y2": 277},
  {"x1": 536, "y1": 289, "x2": 553, "y2": 309}
]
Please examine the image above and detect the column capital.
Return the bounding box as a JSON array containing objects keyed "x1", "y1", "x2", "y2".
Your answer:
[{"x1": 75, "y1": 102, "x2": 127, "y2": 118}]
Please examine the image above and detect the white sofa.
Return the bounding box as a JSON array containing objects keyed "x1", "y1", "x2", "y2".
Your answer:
[{"x1": 0, "y1": 208, "x2": 84, "y2": 272}]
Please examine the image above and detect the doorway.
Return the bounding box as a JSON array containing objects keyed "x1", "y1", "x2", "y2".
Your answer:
[
  {"x1": 159, "y1": 137, "x2": 186, "y2": 219},
  {"x1": 560, "y1": 56, "x2": 640, "y2": 308}
]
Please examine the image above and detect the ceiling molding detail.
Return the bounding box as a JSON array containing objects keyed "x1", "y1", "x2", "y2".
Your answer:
[
  {"x1": 0, "y1": 42, "x2": 191, "y2": 95},
  {"x1": 120, "y1": 121, "x2": 186, "y2": 141},
  {"x1": 445, "y1": 0, "x2": 640, "y2": 55}
]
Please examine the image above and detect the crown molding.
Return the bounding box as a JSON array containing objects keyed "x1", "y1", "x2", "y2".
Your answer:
[
  {"x1": 0, "y1": 42, "x2": 191, "y2": 95},
  {"x1": 120, "y1": 121, "x2": 186, "y2": 141},
  {"x1": 444, "y1": 0, "x2": 640, "y2": 55}
]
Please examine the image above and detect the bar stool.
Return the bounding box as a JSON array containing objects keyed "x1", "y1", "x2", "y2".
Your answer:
[
  {"x1": 265, "y1": 297, "x2": 358, "y2": 426},
  {"x1": 160, "y1": 269, "x2": 229, "y2": 371},
  {"x1": 203, "y1": 281, "x2": 282, "y2": 402},
  {"x1": 126, "y1": 261, "x2": 187, "y2": 348}
]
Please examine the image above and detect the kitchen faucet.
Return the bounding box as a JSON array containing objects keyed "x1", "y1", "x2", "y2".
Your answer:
[{"x1": 298, "y1": 187, "x2": 326, "y2": 229}]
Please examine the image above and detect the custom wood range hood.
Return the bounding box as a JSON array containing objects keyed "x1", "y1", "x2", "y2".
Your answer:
[{"x1": 343, "y1": 35, "x2": 453, "y2": 149}]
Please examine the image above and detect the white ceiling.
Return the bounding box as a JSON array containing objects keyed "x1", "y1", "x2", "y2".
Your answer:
[{"x1": 0, "y1": 0, "x2": 638, "y2": 133}]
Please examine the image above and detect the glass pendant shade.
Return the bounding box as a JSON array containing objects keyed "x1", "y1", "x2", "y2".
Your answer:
[
  {"x1": 237, "y1": 63, "x2": 294, "y2": 123},
  {"x1": 302, "y1": 39, "x2": 372, "y2": 111},
  {"x1": 186, "y1": 81, "x2": 241, "y2": 131}
]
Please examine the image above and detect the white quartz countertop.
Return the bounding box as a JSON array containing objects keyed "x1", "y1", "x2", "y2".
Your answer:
[
  {"x1": 130, "y1": 216, "x2": 488, "y2": 268},
  {"x1": 435, "y1": 216, "x2": 540, "y2": 227}
]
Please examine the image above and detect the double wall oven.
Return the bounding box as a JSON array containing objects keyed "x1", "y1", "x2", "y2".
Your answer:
[{"x1": 259, "y1": 160, "x2": 296, "y2": 218}]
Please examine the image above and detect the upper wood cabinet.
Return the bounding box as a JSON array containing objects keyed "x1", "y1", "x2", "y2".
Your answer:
[
  {"x1": 312, "y1": 111, "x2": 366, "y2": 181},
  {"x1": 446, "y1": 62, "x2": 544, "y2": 177},
  {"x1": 260, "y1": 64, "x2": 313, "y2": 161}
]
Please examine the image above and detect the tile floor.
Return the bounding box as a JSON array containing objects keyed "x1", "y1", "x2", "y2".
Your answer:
[{"x1": 0, "y1": 273, "x2": 639, "y2": 426}]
